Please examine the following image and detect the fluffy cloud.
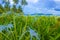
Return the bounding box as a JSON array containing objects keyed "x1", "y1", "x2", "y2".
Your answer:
[{"x1": 26, "y1": 0, "x2": 39, "y2": 3}]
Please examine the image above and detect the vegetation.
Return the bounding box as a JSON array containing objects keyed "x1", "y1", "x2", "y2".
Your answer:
[
  {"x1": 0, "y1": 0, "x2": 60, "y2": 40},
  {"x1": 0, "y1": 14, "x2": 60, "y2": 40},
  {"x1": 0, "y1": 0, "x2": 27, "y2": 14}
]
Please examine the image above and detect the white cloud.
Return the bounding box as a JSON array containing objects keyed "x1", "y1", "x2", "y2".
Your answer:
[
  {"x1": 26, "y1": 0, "x2": 39, "y2": 3},
  {"x1": 54, "y1": 0, "x2": 60, "y2": 1},
  {"x1": 9, "y1": 0, "x2": 14, "y2": 5}
]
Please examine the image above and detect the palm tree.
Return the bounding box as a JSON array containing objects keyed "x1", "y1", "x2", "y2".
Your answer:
[
  {"x1": 3, "y1": 0, "x2": 28, "y2": 14},
  {"x1": 13, "y1": 0, "x2": 28, "y2": 14},
  {"x1": 4, "y1": 0, "x2": 10, "y2": 13},
  {"x1": 21, "y1": 0, "x2": 28, "y2": 5},
  {"x1": 4, "y1": 3, "x2": 10, "y2": 13},
  {"x1": 11, "y1": 5, "x2": 17, "y2": 13},
  {"x1": 16, "y1": 5, "x2": 23, "y2": 13},
  {"x1": 13, "y1": 0, "x2": 19, "y2": 4},
  {"x1": 13, "y1": 0, "x2": 27, "y2": 5},
  {"x1": 0, "y1": 4, "x2": 4, "y2": 14}
]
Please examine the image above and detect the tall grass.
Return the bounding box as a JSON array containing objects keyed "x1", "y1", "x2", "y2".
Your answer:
[{"x1": 0, "y1": 14, "x2": 60, "y2": 40}]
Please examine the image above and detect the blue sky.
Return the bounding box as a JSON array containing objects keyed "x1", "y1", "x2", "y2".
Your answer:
[
  {"x1": 23, "y1": 0, "x2": 60, "y2": 15},
  {"x1": 0, "y1": 0, "x2": 60, "y2": 15}
]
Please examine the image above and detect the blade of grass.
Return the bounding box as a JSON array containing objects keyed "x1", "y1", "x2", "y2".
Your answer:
[
  {"x1": 13, "y1": 15, "x2": 17, "y2": 40},
  {"x1": 0, "y1": 32, "x2": 10, "y2": 40}
]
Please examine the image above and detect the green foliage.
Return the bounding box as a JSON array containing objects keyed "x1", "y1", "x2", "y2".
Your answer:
[
  {"x1": 0, "y1": 14, "x2": 60, "y2": 40},
  {"x1": 21, "y1": 0, "x2": 28, "y2": 5},
  {"x1": 16, "y1": 6, "x2": 23, "y2": 13},
  {"x1": 13, "y1": 0, "x2": 19, "y2": 4},
  {"x1": 0, "y1": 4, "x2": 4, "y2": 14},
  {"x1": 11, "y1": 5, "x2": 17, "y2": 12},
  {"x1": 4, "y1": 3, "x2": 10, "y2": 12},
  {"x1": 0, "y1": 0, "x2": 27, "y2": 14}
]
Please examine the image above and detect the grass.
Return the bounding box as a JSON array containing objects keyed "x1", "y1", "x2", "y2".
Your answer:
[{"x1": 0, "y1": 13, "x2": 60, "y2": 40}]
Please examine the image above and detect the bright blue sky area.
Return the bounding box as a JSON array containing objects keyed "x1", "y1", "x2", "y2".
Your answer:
[
  {"x1": 0, "y1": 0, "x2": 60, "y2": 15},
  {"x1": 23, "y1": 0, "x2": 60, "y2": 15}
]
